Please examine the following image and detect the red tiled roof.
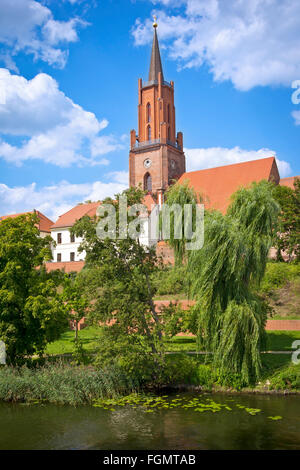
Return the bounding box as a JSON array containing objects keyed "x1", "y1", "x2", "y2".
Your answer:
[
  {"x1": 0, "y1": 210, "x2": 53, "y2": 233},
  {"x1": 178, "y1": 157, "x2": 279, "y2": 214},
  {"x1": 51, "y1": 202, "x2": 100, "y2": 229},
  {"x1": 45, "y1": 261, "x2": 85, "y2": 273},
  {"x1": 143, "y1": 193, "x2": 157, "y2": 212},
  {"x1": 280, "y1": 176, "x2": 300, "y2": 189}
]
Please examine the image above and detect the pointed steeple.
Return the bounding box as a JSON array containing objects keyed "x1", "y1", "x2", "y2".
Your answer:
[{"x1": 148, "y1": 19, "x2": 164, "y2": 82}]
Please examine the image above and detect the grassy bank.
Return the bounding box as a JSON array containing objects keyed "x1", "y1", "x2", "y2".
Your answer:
[
  {"x1": 45, "y1": 327, "x2": 300, "y2": 355},
  {"x1": 0, "y1": 363, "x2": 137, "y2": 405},
  {"x1": 0, "y1": 354, "x2": 299, "y2": 405}
]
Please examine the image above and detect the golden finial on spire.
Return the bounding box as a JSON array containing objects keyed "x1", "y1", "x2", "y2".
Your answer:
[{"x1": 153, "y1": 15, "x2": 158, "y2": 28}]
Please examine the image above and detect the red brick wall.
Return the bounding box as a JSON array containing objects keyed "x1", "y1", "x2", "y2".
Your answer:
[
  {"x1": 265, "y1": 320, "x2": 300, "y2": 331},
  {"x1": 156, "y1": 241, "x2": 175, "y2": 265}
]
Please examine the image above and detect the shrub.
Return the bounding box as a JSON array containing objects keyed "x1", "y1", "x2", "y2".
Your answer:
[
  {"x1": 152, "y1": 266, "x2": 188, "y2": 297},
  {"x1": 195, "y1": 364, "x2": 214, "y2": 388},
  {"x1": 259, "y1": 262, "x2": 300, "y2": 294},
  {"x1": 162, "y1": 355, "x2": 198, "y2": 385},
  {"x1": 270, "y1": 363, "x2": 300, "y2": 390},
  {"x1": 214, "y1": 370, "x2": 248, "y2": 390},
  {"x1": 94, "y1": 328, "x2": 162, "y2": 386}
]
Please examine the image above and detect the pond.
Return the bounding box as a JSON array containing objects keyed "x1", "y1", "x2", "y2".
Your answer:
[{"x1": 0, "y1": 393, "x2": 299, "y2": 450}]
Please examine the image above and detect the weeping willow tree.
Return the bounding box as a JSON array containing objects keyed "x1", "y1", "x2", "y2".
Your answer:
[
  {"x1": 188, "y1": 180, "x2": 280, "y2": 385},
  {"x1": 160, "y1": 180, "x2": 200, "y2": 265}
]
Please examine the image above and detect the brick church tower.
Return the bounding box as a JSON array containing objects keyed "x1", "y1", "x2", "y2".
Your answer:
[{"x1": 129, "y1": 19, "x2": 186, "y2": 204}]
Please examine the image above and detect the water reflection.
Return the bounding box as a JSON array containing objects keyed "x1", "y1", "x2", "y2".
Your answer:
[{"x1": 0, "y1": 393, "x2": 299, "y2": 450}]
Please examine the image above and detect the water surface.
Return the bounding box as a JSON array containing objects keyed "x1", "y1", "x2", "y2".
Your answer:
[{"x1": 0, "y1": 393, "x2": 299, "y2": 450}]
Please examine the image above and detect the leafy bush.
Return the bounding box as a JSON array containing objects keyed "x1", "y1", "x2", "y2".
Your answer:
[
  {"x1": 151, "y1": 266, "x2": 188, "y2": 297},
  {"x1": 259, "y1": 262, "x2": 300, "y2": 294},
  {"x1": 270, "y1": 363, "x2": 300, "y2": 390},
  {"x1": 214, "y1": 370, "x2": 248, "y2": 390},
  {"x1": 162, "y1": 355, "x2": 198, "y2": 385},
  {"x1": 94, "y1": 328, "x2": 162, "y2": 386},
  {"x1": 195, "y1": 364, "x2": 214, "y2": 388}
]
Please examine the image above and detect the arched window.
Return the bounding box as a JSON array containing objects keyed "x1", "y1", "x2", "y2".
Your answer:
[
  {"x1": 146, "y1": 103, "x2": 151, "y2": 123},
  {"x1": 168, "y1": 126, "x2": 171, "y2": 141},
  {"x1": 147, "y1": 125, "x2": 151, "y2": 141},
  {"x1": 167, "y1": 104, "x2": 170, "y2": 123},
  {"x1": 144, "y1": 172, "x2": 152, "y2": 192}
]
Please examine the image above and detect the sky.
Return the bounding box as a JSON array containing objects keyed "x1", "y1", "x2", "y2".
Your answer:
[{"x1": 0, "y1": 0, "x2": 299, "y2": 221}]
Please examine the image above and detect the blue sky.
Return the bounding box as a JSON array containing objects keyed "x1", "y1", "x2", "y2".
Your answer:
[{"x1": 0, "y1": 0, "x2": 299, "y2": 220}]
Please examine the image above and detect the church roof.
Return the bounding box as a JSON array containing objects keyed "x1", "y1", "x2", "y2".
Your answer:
[
  {"x1": 148, "y1": 26, "x2": 164, "y2": 82},
  {"x1": 0, "y1": 210, "x2": 53, "y2": 233},
  {"x1": 143, "y1": 193, "x2": 157, "y2": 212},
  {"x1": 280, "y1": 176, "x2": 300, "y2": 189},
  {"x1": 51, "y1": 202, "x2": 100, "y2": 229},
  {"x1": 178, "y1": 157, "x2": 280, "y2": 214},
  {"x1": 51, "y1": 196, "x2": 157, "y2": 229}
]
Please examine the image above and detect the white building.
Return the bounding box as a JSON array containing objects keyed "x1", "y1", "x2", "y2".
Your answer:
[
  {"x1": 49, "y1": 196, "x2": 160, "y2": 265},
  {"x1": 50, "y1": 202, "x2": 100, "y2": 263}
]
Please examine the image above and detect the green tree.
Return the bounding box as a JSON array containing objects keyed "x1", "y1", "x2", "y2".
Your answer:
[
  {"x1": 161, "y1": 180, "x2": 200, "y2": 265},
  {"x1": 188, "y1": 181, "x2": 280, "y2": 385},
  {"x1": 0, "y1": 214, "x2": 68, "y2": 364},
  {"x1": 62, "y1": 273, "x2": 90, "y2": 364},
  {"x1": 272, "y1": 178, "x2": 300, "y2": 261},
  {"x1": 62, "y1": 274, "x2": 88, "y2": 343},
  {"x1": 72, "y1": 187, "x2": 178, "y2": 382}
]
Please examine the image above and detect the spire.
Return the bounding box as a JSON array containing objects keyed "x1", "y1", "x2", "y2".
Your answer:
[{"x1": 148, "y1": 18, "x2": 164, "y2": 82}]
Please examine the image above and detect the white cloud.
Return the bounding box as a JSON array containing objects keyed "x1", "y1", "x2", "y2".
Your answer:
[
  {"x1": 134, "y1": 0, "x2": 300, "y2": 90},
  {"x1": 0, "y1": 0, "x2": 87, "y2": 70},
  {"x1": 91, "y1": 136, "x2": 124, "y2": 158},
  {"x1": 0, "y1": 179, "x2": 128, "y2": 222},
  {"x1": 106, "y1": 171, "x2": 129, "y2": 185},
  {"x1": 0, "y1": 69, "x2": 124, "y2": 167},
  {"x1": 42, "y1": 18, "x2": 86, "y2": 46},
  {"x1": 292, "y1": 110, "x2": 300, "y2": 126},
  {"x1": 184, "y1": 146, "x2": 292, "y2": 177}
]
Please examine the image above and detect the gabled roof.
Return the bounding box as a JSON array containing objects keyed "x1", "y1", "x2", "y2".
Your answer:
[
  {"x1": 51, "y1": 202, "x2": 100, "y2": 229},
  {"x1": 143, "y1": 193, "x2": 157, "y2": 212},
  {"x1": 280, "y1": 176, "x2": 300, "y2": 189},
  {"x1": 0, "y1": 210, "x2": 53, "y2": 233},
  {"x1": 178, "y1": 157, "x2": 280, "y2": 214}
]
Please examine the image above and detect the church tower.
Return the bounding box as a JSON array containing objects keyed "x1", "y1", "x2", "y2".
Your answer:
[{"x1": 129, "y1": 19, "x2": 186, "y2": 202}]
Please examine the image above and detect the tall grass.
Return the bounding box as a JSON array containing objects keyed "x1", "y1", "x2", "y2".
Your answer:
[{"x1": 0, "y1": 363, "x2": 137, "y2": 405}]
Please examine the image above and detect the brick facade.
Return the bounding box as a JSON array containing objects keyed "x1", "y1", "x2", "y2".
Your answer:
[{"x1": 129, "y1": 25, "x2": 186, "y2": 194}]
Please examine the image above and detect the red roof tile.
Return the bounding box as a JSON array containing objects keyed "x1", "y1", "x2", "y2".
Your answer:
[
  {"x1": 178, "y1": 157, "x2": 280, "y2": 214},
  {"x1": 0, "y1": 210, "x2": 53, "y2": 233},
  {"x1": 51, "y1": 202, "x2": 100, "y2": 229},
  {"x1": 280, "y1": 176, "x2": 300, "y2": 189},
  {"x1": 143, "y1": 193, "x2": 157, "y2": 212}
]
